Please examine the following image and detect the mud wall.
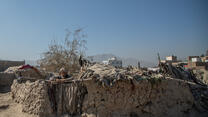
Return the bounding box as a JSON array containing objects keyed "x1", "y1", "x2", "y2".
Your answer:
[
  {"x1": 11, "y1": 80, "x2": 52, "y2": 117},
  {"x1": 11, "y1": 80, "x2": 87, "y2": 117},
  {"x1": 11, "y1": 78, "x2": 208, "y2": 117},
  {"x1": 0, "y1": 60, "x2": 25, "y2": 72},
  {"x1": 82, "y1": 78, "x2": 196, "y2": 117},
  {"x1": 0, "y1": 72, "x2": 16, "y2": 86}
]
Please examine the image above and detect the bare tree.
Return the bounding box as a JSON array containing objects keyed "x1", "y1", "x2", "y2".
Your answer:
[{"x1": 39, "y1": 28, "x2": 87, "y2": 73}]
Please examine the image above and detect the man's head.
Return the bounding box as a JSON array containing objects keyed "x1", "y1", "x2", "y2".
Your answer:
[{"x1": 59, "y1": 67, "x2": 67, "y2": 78}]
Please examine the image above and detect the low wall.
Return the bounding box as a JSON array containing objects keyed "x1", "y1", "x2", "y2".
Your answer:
[
  {"x1": 82, "y1": 78, "x2": 195, "y2": 117},
  {"x1": 0, "y1": 72, "x2": 16, "y2": 93},
  {"x1": 11, "y1": 78, "x2": 208, "y2": 117},
  {"x1": 0, "y1": 60, "x2": 25, "y2": 72},
  {"x1": 0, "y1": 72, "x2": 16, "y2": 86},
  {"x1": 11, "y1": 80, "x2": 52, "y2": 117}
]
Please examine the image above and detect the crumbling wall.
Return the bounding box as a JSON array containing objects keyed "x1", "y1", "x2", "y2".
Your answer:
[
  {"x1": 4, "y1": 66, "x2": 43, "y2": 79},
  {"x1": 11, "y1": 79, "x2": 87, "y2": 117},
  {"x1": 0, "y1": 72, "x2": 16, "y2": 93},
  {"x1": 0, "y1": 60, "x2": 25, "y2": 72},
  {"x1": 0, "y1": 72, "x2": 16, "y2": 86},
  {"x1": 17, "y1": 69, "x2": 43, "y2": 79},
  {"x1": 11, "y1": 80, "x2": 52, "y2": 117},
  {"x1": 82, "y1": 78, "x2": 197, "y2": 117},
  {"x1": 11, "y1": 78, "x2": 208, "y2": 117},
  {"x1": 10, "y1": 64, "x2": 208, "y2": 117}
]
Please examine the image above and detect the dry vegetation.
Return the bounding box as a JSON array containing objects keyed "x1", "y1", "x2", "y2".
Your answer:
[{"x1": 39, "y1": 28, "x2": 87, "y2": 73}]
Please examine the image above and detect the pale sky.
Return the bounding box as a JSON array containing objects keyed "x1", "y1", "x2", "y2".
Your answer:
[{"x1": 0, "y1": 0, "x2": 207, "y2": 63}]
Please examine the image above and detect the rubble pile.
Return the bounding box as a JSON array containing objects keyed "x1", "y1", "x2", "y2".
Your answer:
[
  {"x1": 4, "y1": 66, "x2": 21, "y2": 73},
  {"x1": 17, "y1": 69, "x2": 42, "y2": 79},
  {"x1": 193, "y1": 69, "x2": 208, "y2": 85},
  {"x1": 78, "y1": 64, "x2": 145, "y2": 85},
  {"x1": 159, "y1": 63, "x2": 206, "y2": 85},
  {"x1": 4, "y1": 65, "x2": 49, "y2": 81},
  {"x1": 10, "y1": 63, "x2": 208, "y2": 117}
]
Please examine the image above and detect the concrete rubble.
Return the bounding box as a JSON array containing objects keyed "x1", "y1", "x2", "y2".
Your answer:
[{"x1": 9, "y1": 63, "x2": 208, "y2": 117}]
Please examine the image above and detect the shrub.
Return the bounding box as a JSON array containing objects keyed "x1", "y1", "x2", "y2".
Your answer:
[{"x1": 39, "y1": 28, "x2": 87, "y2": 73}]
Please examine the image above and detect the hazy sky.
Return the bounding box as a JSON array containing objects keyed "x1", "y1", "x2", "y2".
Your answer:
[{"x1": 0, "y1": 0, "x2": 207, "y2": 63}]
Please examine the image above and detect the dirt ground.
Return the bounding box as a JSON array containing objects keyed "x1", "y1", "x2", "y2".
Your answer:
[{"x1": 0, "y1": 87, "x2": 37, "y2": 117}]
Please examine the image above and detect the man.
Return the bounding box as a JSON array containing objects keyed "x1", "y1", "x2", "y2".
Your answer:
[
  {"x1": 79, "y1": 55, "x2": 85, "y2": 72},
  {"x1": 59, "y1": 67, "x2": 70, "y2": 79}
]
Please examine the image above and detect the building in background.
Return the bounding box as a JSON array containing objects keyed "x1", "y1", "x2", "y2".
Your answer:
[
  {"x1": 161, "y1": 55, "x2": 182, "y2": 65},
  {"x1": 187, "y1": 56, "x2": 208, "y2": 70},
  {"x1": 201, "y1": 56, "x2": 208, "y2": 63},
  {"x1": 187, "y1": 50, "x2": 208, "y2": 84},
  {"x1": 102, "y1": 57, "x2": 122, "y2": 68},
  {"x1": 166, "y1": 55, "x2": 177, "y2": 63}
]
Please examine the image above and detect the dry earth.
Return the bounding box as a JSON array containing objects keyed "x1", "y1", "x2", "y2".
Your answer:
[{"x1": 0, "y1": 91, "x2": 37, "y2": 117}]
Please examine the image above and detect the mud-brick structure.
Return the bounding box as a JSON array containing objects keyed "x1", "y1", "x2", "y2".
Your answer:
[
  {"x1": 11, "y1": 64, "x2": 208, "y2": 117},
  {"x1": 0, "y1": 60, "x2": 25, "y2": 72}
]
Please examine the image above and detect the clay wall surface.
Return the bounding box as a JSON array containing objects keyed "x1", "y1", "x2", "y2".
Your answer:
[
  {"x1": 0, "y1": 72, "x2": 16, "y2": 86},
  {"x1": 11, "y1": 78, "x2": 208, "y2": 117}
]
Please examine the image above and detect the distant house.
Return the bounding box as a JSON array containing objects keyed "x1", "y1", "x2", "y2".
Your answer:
[
  {"x1": 147, "y1": 67, "x2": 160, "y2": 72},
  {"x1": 166, "y1": 55, "x2": 177, "y2": 62},
  {"x1": 161, "y1": 55, "x2": 181, "y2": 65},
  {"x1": 102, "y1": 57, "x2": 122, "y2": 68},
  {"x1": 187, "y1": 56, "x2": 208, "y2": 70},
  {"x1": 102, "y1": 60, "x2": 109, "y2": 65},
  {"x1": 201, "y1": 56, "x2": 208, "y2": 63}
]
